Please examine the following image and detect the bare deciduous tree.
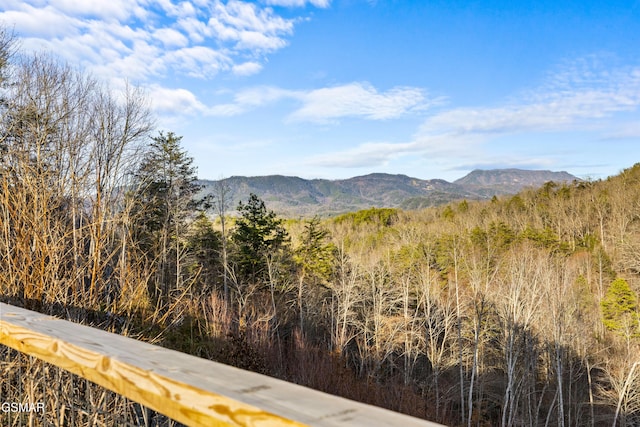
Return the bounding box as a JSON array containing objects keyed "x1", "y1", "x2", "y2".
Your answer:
[{"x1": 0, "y1": 50, "x2": 152, "y2": 313}]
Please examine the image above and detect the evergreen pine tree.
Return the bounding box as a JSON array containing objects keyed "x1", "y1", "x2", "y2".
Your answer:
[
  {"x1": 231, "y1": 193, "x2": 289, "y2": 283},
  {"x1": 601, "y1": 278, "x2": 639, "y2": 337},
  {"x1": 133, "y1": 131, "x2": 200, "y2": 302}
]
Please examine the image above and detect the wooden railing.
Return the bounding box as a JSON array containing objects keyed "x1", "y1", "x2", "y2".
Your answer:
[{"x1": 0, "y1": 303, "x2": 444, "y2": 427}]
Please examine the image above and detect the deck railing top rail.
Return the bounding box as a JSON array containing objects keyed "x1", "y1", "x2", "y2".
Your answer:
[{"x1": 0, "y1": 303, "x2": 444, "y2": 427}]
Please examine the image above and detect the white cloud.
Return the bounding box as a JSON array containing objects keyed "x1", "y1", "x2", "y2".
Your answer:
[
  {"x1": 216, "y1": 1, "x2": 293, "y2": 34},
  {"x1": 264, "y1": 0, "x2": 331, "y2": 7},
  {"x1": 288, "y1": 83, "x2": 431, "y2": 123},
  {"x1": 602, "y1": 122, "x2": 640, "y2": 140},
  {"x1": 0, "y1": 5, "x2": 79, "y2": 38},
  {"x1": 0, "y1": 0, "x2": 334, "y2": 131},
  {"x1": 153, "y1": 28, "x2": 189, "y2": 48},
  {"x1": 206, "y1": 103, "x2": 247, "y2": 116},
  {"x1": 207, "y1": 0, "x2": 293, "y2": 51},
  {"x1": 235, "y1": 30, "x2": 288, "y2": 51},
  {"x1": 154, "y1": 0, "x2": 198, "y2": 19},
  {"x1": 149, "y1": 85, "x2": 208, "y2": 116},
  {"x1": 306, "y1": 132, "x2": 476, "y2": 169},
  {"x1": 199, "y1": 86, "x2": 292, "y2": 116},
  {"x1": 232, "y1": 86, "x2": 293, "y2": 107},
  {"x1": 92, "y1": 39, "x2": 164, "y2": 81},
  {"x1": 310, "y1": 141, "x2": 417, "y2": 168},
  {"x1": 0, "y1": 0, "x2": 317, "y2": 85},
  {"x1": 163, "y1": 45, "x2": 231, "y2": 78},
  {"x1": 307, "y1": 61, "x2": 640, "y2": 169},
  {"x1": 420, "y1": 64, "x2": 640, "y2": 136},
  {"x1": 199, "y1": 82, "x2": 434, "y2": 122},
  {"x1": 176, "y1": 16, "x2": 211, "y2": 43},
  {"x1": 232, "y1": 61, "x2": 262, "y2": 76},
  {"x1": 47, "y1": 0, "x2": 147, "y2": 21}
]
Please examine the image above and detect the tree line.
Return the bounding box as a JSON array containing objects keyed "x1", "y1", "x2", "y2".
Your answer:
[{"x1": 1, "y1": 28, "x2": 639, "y2": 426}]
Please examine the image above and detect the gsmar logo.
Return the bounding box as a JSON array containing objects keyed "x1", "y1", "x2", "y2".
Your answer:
[{"x1": 1, "y1": 402, "x2": 45, "y2": 413}]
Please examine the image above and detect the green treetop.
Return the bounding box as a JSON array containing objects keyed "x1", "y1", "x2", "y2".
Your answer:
[
  {"x1": 601, "y1": 278, "x2": 639, "y2": 337},
  {"x1": 232, "y1": 193, "x2": 289, "y2": 282}
]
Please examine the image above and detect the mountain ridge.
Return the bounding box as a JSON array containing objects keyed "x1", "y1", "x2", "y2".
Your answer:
[{"x1": 198, "y1": 169, "x2": 580, "y2": 217}]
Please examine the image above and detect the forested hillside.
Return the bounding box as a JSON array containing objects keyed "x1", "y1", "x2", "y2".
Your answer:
[
  {"x1": 316, "y1": 171, "x2": 640, "y2": 426},
  {"x1": 1, "y1": 28, "x2": 639, "y2": 426},
  {"x1": 197, "y1": 169, "x2": 579, "y2": 216}
]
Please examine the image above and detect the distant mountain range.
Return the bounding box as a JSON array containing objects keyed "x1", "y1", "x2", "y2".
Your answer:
[{"x1": 198, "y1": 169, "x2": 579, "y2": 217}]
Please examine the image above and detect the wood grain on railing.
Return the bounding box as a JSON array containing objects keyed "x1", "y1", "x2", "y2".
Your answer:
[{"x1": 0, "y1": 303, "x2": 444, "y2": 427}]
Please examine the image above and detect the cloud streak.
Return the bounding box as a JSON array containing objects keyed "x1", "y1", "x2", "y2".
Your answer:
[
  {"x1": 307, "y1": 60, "x2": 640, "y2": 169},
  {"x1": 199, "y1": 82, "x2": 435, "y2": 122},
  {"x1": 264, "y1": 0, "x2": 331, "y2": 8},
  {"x1": 288, "y1": 83, "x2": 433, "y2": 122}
]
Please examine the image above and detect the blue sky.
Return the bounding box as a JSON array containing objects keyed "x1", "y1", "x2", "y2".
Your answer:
[{"x1": 1, "y1": 0, "x2": 639, "y2": 181}]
